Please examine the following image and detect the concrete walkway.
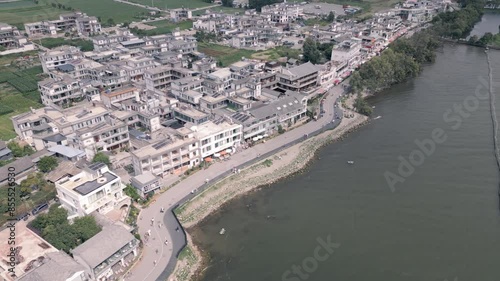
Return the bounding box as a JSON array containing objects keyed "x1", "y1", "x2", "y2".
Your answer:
[{"x1": 127, "y1": 84, "x2": 347, "y2": 281}]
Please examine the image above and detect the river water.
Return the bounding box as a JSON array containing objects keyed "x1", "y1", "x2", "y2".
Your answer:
[
  {"x1": 469, "y1": 11, "x2": 500, "y2": 38},
  {"x1": 192, "y1": 33, "x2": 500, "y2": 281}
]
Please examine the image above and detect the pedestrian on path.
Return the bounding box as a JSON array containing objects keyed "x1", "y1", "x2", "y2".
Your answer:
[
  {"x1": 154, "y1": 260, "x2": 157, "y2": 266},
  {"x1": 151, "y1": 218, "x2": 154, "y2": 226}
]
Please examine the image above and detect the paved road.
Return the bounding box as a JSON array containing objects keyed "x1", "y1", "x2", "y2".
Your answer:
[{"x1": 127, "y1": 84, "x2": 347, "y2": 281}]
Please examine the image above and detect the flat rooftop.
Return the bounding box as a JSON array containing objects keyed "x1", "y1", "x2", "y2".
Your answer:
[
  {"x1": 0, "y1": 220, "x2": 58, "y2": 281},
  {"x1": 59, "y1": 171, "x2": 117, "y2": 196},
  {"x1": 191, "y1": 120, "x2": 240, "y2": 140}
]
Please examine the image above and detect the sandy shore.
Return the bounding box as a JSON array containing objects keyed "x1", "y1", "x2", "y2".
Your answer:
[{"x1": 169, "y1": 109, "x2": 369, "y2": 281}]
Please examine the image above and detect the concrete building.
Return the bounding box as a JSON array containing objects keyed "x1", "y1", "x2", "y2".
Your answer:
[
  {"x1": 191, "y1": 120, "x2": 242, "y2": 158},
  {"x1": 144, "y1": 66, "x2": 194, "y2": 91},
  {"x1": 170, "y1": 8, "x2": 192, "y2": 21},
  {"x1": 131, "y1": 128, "x2": 202, "y2": 176},
  {"x1": 39, "y1": 45, "x2": 83, "y2": 73},
  {"x1": 276, "y1": 62, "x2": 319, "y2": 93},
  {"x1": 38, "y1": 76, "x2": 83, "y2": 106},
  {"x1": 0, "y1": 22, "x2": 29, "y2": 50},
  {"x1": 55, "y1": 163, "x2": 128, "y2": 218},
  {"x1": 17, "y1": 251, "x2": 87, "y2": 281},
  {"x1": 130, "y1": 172, "x2": 161, "y2": 197},
  {"x1": 71, "y1": 224, "x2": 139, "y2": 281},
  {"x1": 24, "y1": 12, "x2": 101, "y2": 38},
  {"x1": 67, "y1": 117, "x2": 130, "y2": 159},
  {"x1": 330, "y1": 39, "x2": 361, "y2": 65}
]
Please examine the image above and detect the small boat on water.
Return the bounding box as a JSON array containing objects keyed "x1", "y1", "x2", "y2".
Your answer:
[
  {"x1": 374, "y1": 116, "x2": 382, "y2": 120},
  {"x1": 219, "y1": 228, "x2": 226, "y2": 235},
  {"x1": 347, "y1": 161, "x2": 354, "y2": 165}
]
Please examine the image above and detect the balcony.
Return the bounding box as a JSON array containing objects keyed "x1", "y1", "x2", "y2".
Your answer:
[{"x1": 94, "y1": 239, "x2": 139, "y2": 277}]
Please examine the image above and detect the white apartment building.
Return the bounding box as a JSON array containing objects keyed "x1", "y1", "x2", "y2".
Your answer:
[
  {"x1": 131, "y1": 128, "x2": 202, "y2": 176},
  {"x1": 55, "y1": 163, "x2": 127, "y2": 218},
  {"x1": 191, "y1": 120, "x2": 243, "y2": 158},
  {"x1": 144, "y1": 66, "x2": 194, "y2": 91},
  {"x1": 24, "y1": 12, "x2": 101, "y2": 38},
  {"x1": 330, "y1": 39, "x2": 361, "y2": 65},
  {"x1": 231, "y1": 32, "x2": 258, "y2": 48},
  {"x1": 100, "y1": 87, "x2": 140, "y2": 107},
  {"x1": 171, "y1": 77, "x2": 204, "y2": 105},
  {"x1": 39, "y1": 45, "x2": 83, "y2": 73},
  {"x1": 170, "y1": 8, "x2": 192, "y2": 21},
  {"x1": 67, "y1": 118, "x2": 130, "y2": 159},
  {"x1": 38, "y1": 76, "x2": 83, "y2": 106}
]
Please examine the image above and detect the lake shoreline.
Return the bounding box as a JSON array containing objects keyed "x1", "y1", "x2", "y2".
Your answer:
[{"x1": 171, "y1": 107, "x2": 369, "y2": 281}]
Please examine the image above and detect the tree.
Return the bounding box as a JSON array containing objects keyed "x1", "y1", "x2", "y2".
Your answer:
[
  {"x1": 92, "y1": 152, "x2": 111, "y2": 166},
  {"x1": 326, "y1": 11, "x2": 335, "y2": 22},
  {"x1": 107, "y1": 18, "x2": 115, "y2": 27},
  {"x1": 38, "y1": 156, "x2": 58, "y2": 172},
  {"x1": 354, "y1": 94, "x2": 373, "y2": 116},
  {"x1": 72, "y1": 216, "x2": 102, "y2": 242},
  {"x1": 124, "y1": 184, "x2": 141, "y2": 202},
  {"x1": 302, "y1": 37, "x2": 322, "y2": 64},
  {"x1": 7, "y1": 141, "x2": 35, "y2": 157}
]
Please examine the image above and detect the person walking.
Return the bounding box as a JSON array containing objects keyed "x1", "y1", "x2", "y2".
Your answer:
[
  {"x1": 153, "y1": 260, "x2": 157, "y2": 266},
  {"x1": 151, "y1": 218, "x2": 154, "y2": 226}
]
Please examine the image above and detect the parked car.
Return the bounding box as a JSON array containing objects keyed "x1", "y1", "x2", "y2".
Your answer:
[
  {"x1": 17, "y1": 213, "x2": 30, "y2": 221},
  {"x1": 31, "y1": 203, "x2": 49, "y2": 216}
]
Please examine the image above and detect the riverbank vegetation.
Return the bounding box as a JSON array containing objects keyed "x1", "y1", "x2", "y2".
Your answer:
[{"x1": 350, "y1": 0, "x2": 485, "y2": 104}]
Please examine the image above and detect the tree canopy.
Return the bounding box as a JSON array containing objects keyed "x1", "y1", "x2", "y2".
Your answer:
[
  {"x1": 30, "y1": 205, "x2": 102, "y2": 253},
  {"x1": 7, "y1": 141, "x2": 35, "y2": 157},
  {"x1": 37, "y1": 156, "x2": 58, "y2": 173},
  {"x1": 92, "y1": 152, "x2": 111, "y2": 166}
]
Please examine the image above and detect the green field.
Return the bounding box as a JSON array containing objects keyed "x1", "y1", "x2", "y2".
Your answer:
[
  {"x1": 0, "y1": 52, "x2": 44, "y2": 140},
  {"x1": 131, "y1": 20, "x2": 193, "y2": 36},
  {"x1": 0, "y1": 1, "x2": 61, "y2": 27},
  {"x1": 38, "y1": 37, "x2": 94, "y2": 51},
  {"x1": 128, "y1": 0, "x2": 210, "y2": 9},
  {"x1": 198, "y1": 42, "x2": 257, "y2": 66},
  {"x1": 0, "y1": 0, "x2": 150, "y2": 27}
]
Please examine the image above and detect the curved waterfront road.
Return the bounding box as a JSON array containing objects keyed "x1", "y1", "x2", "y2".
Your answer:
[{"x1": 127, "y1": 84, "x2": 347, "y2": 281}]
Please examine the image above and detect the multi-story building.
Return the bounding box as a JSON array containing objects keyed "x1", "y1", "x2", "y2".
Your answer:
[
  {"x1": 330, "y1": 39, "x2": 361, "y2": 65},
  {"x1": 25, "y1": 12, "x2": 101, "y2": 38},
  {"x1": 100, "y1": 87, "x2": 140, "y2": 108},
  {"x1": 231, "y1": 111, "x2": 277, "y2": 141},
  {"x1": 144, "y1": 66, "x2": 194, "y2": 91},
  {"x1": 39, "y1": 45, "x2": 83, "y2": 73},
  {"x1": 55, "y1": 163, "x2": 127, "y2": 217},
  {"x1": 170, "y1": 77, "x2": 204, "y2": 105},
  {"x1": 231, "y1": 32, "x2": 258, "y2": 48},
  {"x1": 170, "y1": 8, "x2": 192, "y2": 21},
  {"x1": 0, "y1": 23, "x2": 30, "y2": 50},
  {"x1": 276, "y1": 62, "x2": 319, "y2": 93},
  {"x1": 203, "y1": 68, "x2": 233, "y2": 95},
  {"x1": 173, "y1": 105, "x2": 209, "y2": 125},
  {"x1": 131, "y1": 128, "x2": 202, "y2": 176},
  {"x1": 249, "y1": 90, "x2": 308, "y2": 128},
  {"x1": 11, "y1": 103, "x2": 112, "y2": 145},
  {"x1": 71, "y1": 224, "x2": 139, "y2": 281},
  {"x1": 38, "y1": 76, "x2": 83, "y2": 106},
  {"x1": 191, "y1": 120, "x2": 243, "y2": 158},
  {"x1": 67, "y1": 117, "x2": 130, "y2": 159}
]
